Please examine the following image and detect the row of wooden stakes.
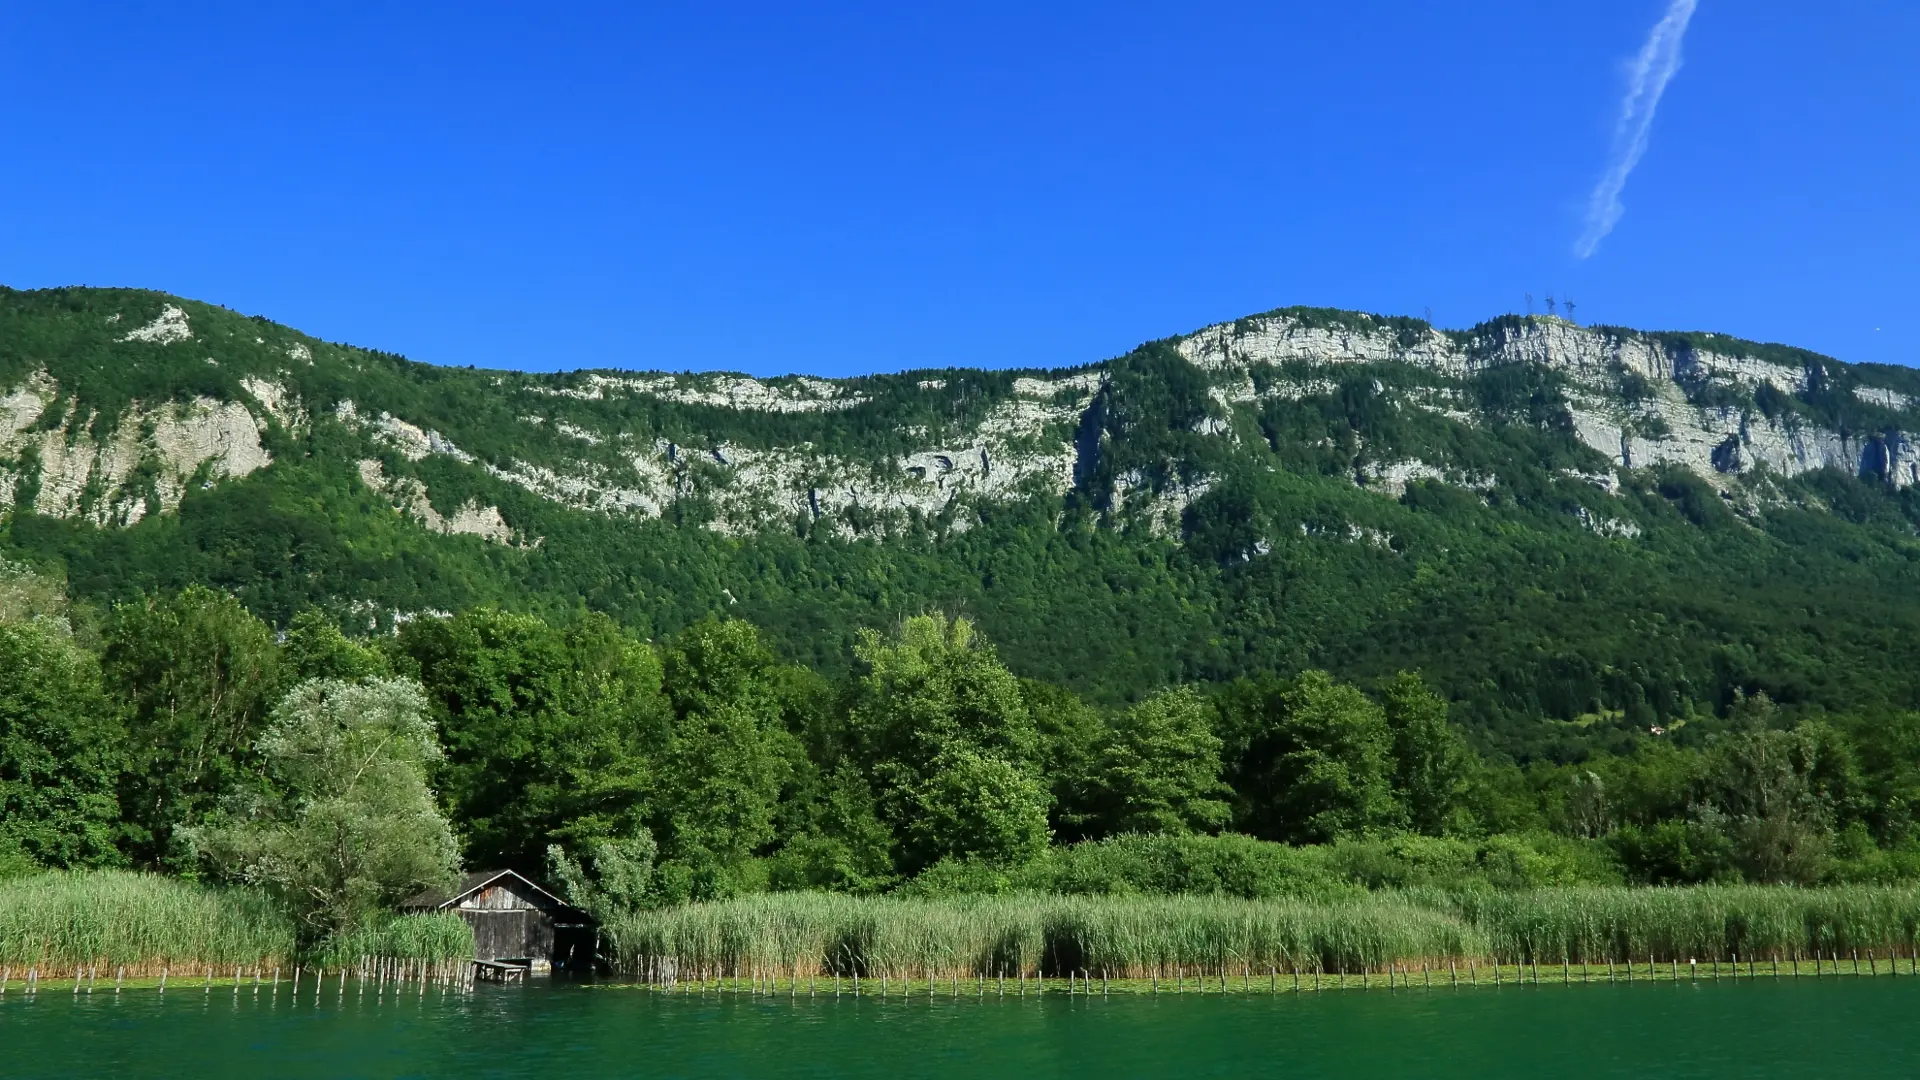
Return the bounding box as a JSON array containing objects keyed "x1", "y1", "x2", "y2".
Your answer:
[{"x1": 0, "y1": 957, "x2": 478, "y2": 999}]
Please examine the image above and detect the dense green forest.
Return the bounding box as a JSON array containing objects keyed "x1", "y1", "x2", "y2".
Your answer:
[
  {"x1": 5, "y1": 286, "x2": 1920, "y2": 769},
  {"x1": 6, "y1": 560, "x2": 1920, "y2": 946},
  {"x1": 8, "y1": 285, "x2": 1920, "y2": 944}
]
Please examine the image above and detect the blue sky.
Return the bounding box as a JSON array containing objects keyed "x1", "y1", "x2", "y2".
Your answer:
[{"x1": 2, "y1": 2, "x2": 1913, "y2": 377}]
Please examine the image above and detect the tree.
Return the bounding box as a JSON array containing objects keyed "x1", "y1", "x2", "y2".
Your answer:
[
  {"x1": 102, "y1": 586, "x2": 281, "y2": 868},
  {"x1": 1380, "y1": 672, "x2": 1476, "y2": 835},
  {"x1": 766, "y1": 762, "x2": 897, "y2": 893},
  {"x1": 190, "y1": 678, "x2": 460, "y2": 936},
  {"x1": 398, "y1": 609, "x2": 666, "y2": 873},
  {"x1": 1698, "y1": 714, "x2": 1852, "y2": 884},
  {"x1": 850, "y1": 614, "x2": 1049, "y2": 871},
  {"x1": 1090, "y1": 687, "x2": 1231, "y2": 836},
  {"x1": 905, "y1": 747, "x2": 1051, "y2": 869},
  {"x1": 649, "y1": 618, "x2": 791, "y2": 899},
  {"x1": 280, "y1": 609, "x2": 390, "y2": 684},
  {"x1": 0, "y1": 622, "x2": 124, "y2": 869},
  {"x1": 547, "y1": 829, "x2": 657, "y2": 918},
  {"x1": 1023, "y1": 679, "x2": 1107, "y2": 842},
  {"x1": 0, "y1": 558, "x2": 71, "y2": 629},
  {"x1": 1223, "y1": 671, "x2": 1401, "y2": 844}
]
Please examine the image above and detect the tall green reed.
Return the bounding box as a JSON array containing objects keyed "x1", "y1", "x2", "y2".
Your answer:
[
  {"x1": 603, "y1": 886, "x2": 1920, "y2": 982},
  {"x1": 602, "y1": 892, "x2": 1483, "y2": 981},
  {"x1": 1450, "y1": 886, "x2": 1920, "y2": 964},
  {"x1": 0, "y1": 871, "x2": 296, "y2": 970}
]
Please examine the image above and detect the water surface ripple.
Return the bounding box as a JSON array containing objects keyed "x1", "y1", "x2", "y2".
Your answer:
[{"x1": 1, "y1": 979, "x2": 1907, "y2": 1078}]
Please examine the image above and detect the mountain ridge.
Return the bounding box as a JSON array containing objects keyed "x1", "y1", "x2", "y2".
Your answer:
[{"x1": 5, "y1": 284, "x2": 1920, "y2": 760}]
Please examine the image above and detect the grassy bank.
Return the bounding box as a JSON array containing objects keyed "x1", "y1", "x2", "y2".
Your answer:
[
  {"x1": 0, "y1": 871, "x2": 471, "y2": 973},
  {"x1": 603, "y1": 887, "x2": 1920, "y2": 984}
]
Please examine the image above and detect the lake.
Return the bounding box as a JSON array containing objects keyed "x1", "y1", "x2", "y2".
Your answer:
[{"x1": 2, "y1": 977, "x2": 1910, "y2": 1078}]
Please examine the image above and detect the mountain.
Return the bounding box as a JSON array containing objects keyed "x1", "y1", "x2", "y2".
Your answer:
[{"x1": 6, "y1": 285, "x2": 1920, "y2": 759}]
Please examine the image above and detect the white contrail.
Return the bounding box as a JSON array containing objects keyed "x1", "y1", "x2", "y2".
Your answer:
[{"x1": 1575, "y1": 0, "x2": 1699, "y2": 258}]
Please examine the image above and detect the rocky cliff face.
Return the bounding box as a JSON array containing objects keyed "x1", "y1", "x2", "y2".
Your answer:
[
  {"x1": 3, "y1": 294, "x2": 1915, "y2": 545},
  {"x1": 1178, "y1": 313, "x2": 1919, "y2": 488}
]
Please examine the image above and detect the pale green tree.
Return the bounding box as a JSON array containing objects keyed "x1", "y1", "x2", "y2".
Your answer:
[
  {"x1": 191, "y1": 677, "x2": 460, "y2": 936},
  {"x1": 547, "y1": 830, "x2": 657, "y2": 918}
]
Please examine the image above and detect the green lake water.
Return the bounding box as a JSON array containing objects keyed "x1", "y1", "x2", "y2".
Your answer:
[{"x1": 3, "y1": 978, "x2": 1912, "y2": 1078}]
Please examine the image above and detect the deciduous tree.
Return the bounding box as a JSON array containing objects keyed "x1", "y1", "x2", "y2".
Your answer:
[{"x1": 190, "y1": 678, "x2": 460, "y2": 936}]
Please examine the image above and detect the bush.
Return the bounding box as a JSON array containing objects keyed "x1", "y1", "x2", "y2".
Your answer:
[
  {"x1": 1039, "y1": 833, "x2": 1346, "y2": 899},
  {"x1": 901, "y1": 832, "x2": 1625, "y2": 900}
]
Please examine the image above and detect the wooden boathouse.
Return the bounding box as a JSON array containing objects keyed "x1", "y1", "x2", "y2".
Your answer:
[{"x1": 402, "y1": 870, "x2": 596, "y2": 973}]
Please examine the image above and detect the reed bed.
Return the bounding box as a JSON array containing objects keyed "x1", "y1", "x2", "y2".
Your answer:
[
  {"x1": 602, "y1": 893, "x2": 1483, "y2": 984},
  {"x1": 0, "y1": 872, "x2": 475, "y2": 974},
  {"x1": 603, "y1": 886, "x2": 1920, "y2": 986},
  {"x1": 0, "y1": 871, "x2": 295, "y2": 973},
  {"x1": 1447, "y1": 886, "x2": 1920, "y2": 965}
]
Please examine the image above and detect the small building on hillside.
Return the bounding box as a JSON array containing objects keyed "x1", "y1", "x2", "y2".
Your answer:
[{"x1": 402, "y1": 870, "x2": 596, "y2": 972}]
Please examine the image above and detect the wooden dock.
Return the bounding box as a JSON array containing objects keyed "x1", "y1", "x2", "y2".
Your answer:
[{"x1": 471, "y1": 959, "x2": 530, "y2": 984}]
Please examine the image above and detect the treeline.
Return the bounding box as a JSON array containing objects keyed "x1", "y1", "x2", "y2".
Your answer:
[{"x1": 6, "y1": 560, "x2": 1920, "y2": 943}]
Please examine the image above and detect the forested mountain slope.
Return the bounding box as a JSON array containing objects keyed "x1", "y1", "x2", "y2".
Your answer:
[{"x1": 6, "y1": 285, "x2": 1920, "y2": 759}]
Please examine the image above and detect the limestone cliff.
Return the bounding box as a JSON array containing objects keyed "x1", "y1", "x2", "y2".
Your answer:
[{"x1": 3, "y1": 292, "x2": 1914, "y2": 545}]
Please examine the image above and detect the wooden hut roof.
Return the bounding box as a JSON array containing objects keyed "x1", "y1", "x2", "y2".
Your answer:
[{"x1": 399, "y1": 869, "x2": 582, "y2": 915}]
